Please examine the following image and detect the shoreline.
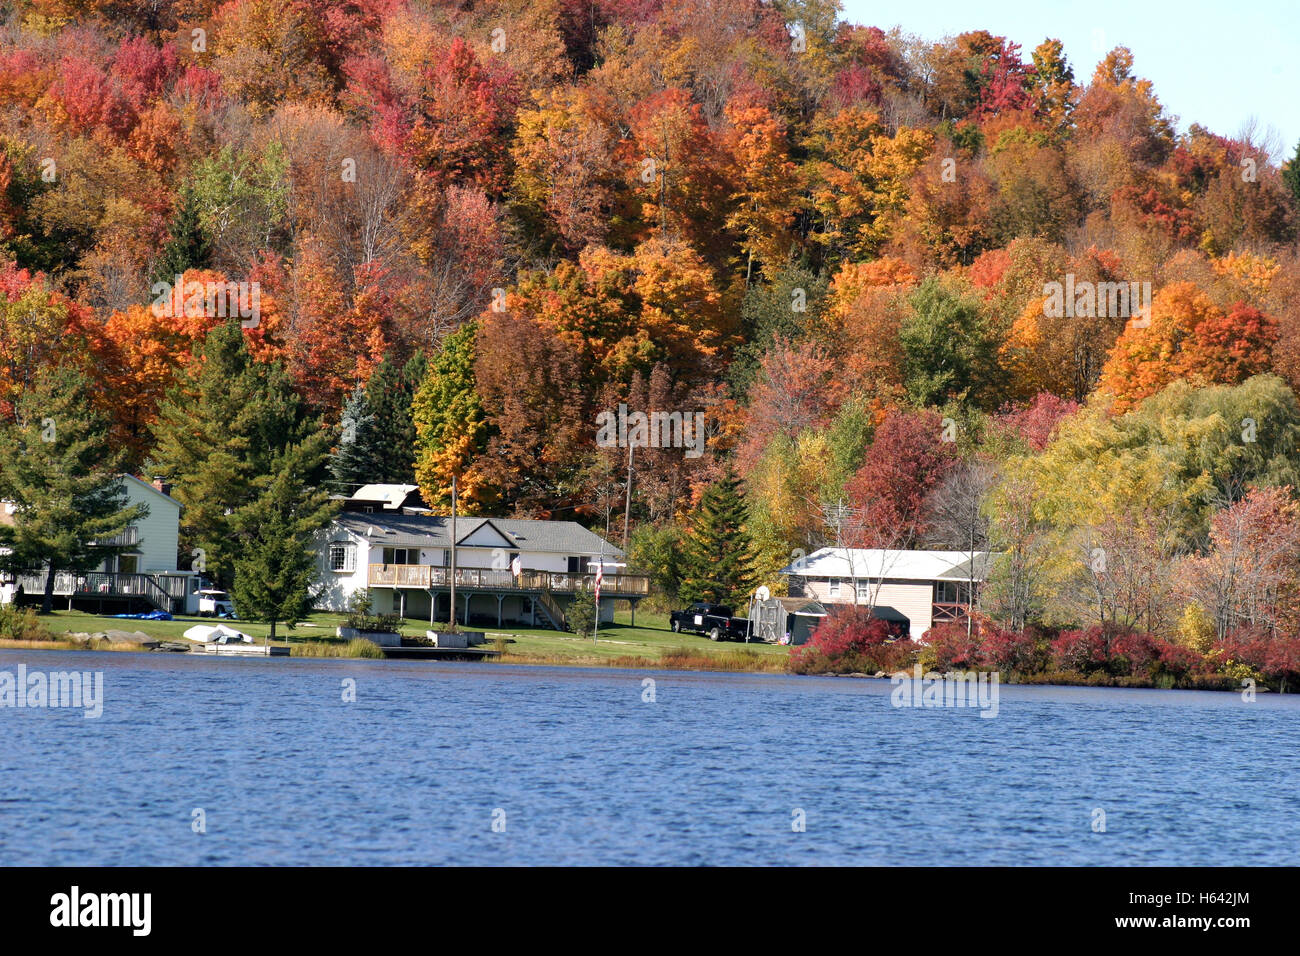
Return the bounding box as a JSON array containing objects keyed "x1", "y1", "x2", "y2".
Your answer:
[{"x1": 0, "y1": 638, "x2": 1265, "y2": 692}]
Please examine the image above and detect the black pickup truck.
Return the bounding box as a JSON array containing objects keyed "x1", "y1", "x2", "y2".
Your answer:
[{"x1": 669, "y1": 602, "x2": 750, "y2": 641}]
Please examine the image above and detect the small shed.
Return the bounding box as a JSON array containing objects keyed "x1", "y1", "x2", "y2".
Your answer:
[{"x1": 752, "y1": 597, "x2": 828, "y2": 645}]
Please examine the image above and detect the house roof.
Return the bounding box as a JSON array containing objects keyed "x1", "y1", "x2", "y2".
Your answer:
[
  {"x1": 778, "y1": 548, "x2": 992, "y2": 582},
  {"x1": 2, "y1": 474, "x2": 180, "y2": 519},
  {"x1": 760, "y1": 597, "x2": 828, "y2": 615},
  {"x1": 343, "y1": 484, "x2": 423, "y2": 510},
  {"x1": 121, "y1": 474, "x2": 182, "y2": 508},
  {"x1": 333, "y1": 512, "x2": 625, "y2": 557}
]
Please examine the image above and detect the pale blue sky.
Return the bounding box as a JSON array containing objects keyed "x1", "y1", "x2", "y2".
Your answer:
[{"x1": 839, "y1": 0, "x2": 1300, "y2": 164}]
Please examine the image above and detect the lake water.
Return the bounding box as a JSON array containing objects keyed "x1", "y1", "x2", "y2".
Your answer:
[{"x1": 1, "y1": 649, "x2": 1297, "y2": 865}]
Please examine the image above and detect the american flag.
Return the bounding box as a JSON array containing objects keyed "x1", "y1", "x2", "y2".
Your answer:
[{"x1": 594, "y1": 562, "x2": 604, "y2": 603}]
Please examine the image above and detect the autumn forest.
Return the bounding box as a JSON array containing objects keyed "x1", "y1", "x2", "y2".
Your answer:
[{"x1": 2, "y1": 0, "x2": 1300, "y2": 682}]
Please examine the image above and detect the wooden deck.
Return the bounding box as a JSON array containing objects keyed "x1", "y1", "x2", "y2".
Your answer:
[
  {"x1": 14, "y1": 570, "x2": 192, "y2": 613},
  {"x1": 367, "y1": 564, "x2": 651, "y2": 597}
]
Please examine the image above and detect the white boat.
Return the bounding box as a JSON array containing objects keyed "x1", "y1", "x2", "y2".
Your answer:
[{"x1": 182, "y1": 623, "x2": 254, "y2": 645}]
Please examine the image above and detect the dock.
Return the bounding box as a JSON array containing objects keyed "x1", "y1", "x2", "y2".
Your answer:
[{"x1": 197, "y1": 643, "x2": 291, "y2": 657}]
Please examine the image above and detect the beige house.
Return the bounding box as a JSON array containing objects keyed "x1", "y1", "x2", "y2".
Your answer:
[{"x1": 779, "y1": 548, "x2": 991, "y2": 641}]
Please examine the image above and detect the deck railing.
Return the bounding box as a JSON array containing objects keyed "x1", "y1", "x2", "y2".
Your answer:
[
  {"x1": 931, "y1": 602, "x2": 971, "y2": 624},
  {"x1": 368, "y1": 564, "x2": 651, "y2": 596},
  {"x1": 13, "y1": 570, "x2": 190, "y2": 611}
]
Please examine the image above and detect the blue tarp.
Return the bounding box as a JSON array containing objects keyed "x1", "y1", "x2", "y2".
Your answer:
[{"x1": 111, "y1": 611, "x2": 173, "y2": 621}]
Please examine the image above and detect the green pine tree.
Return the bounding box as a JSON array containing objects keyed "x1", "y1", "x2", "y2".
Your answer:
[
  {"x1": 149, "y1": 319, "x2": 308, "y2": 587},
  {"x1": 153, "y1": 182, "x2": 212, "y2": 282},
  {"x1": 0, "y1": 365, "x2": 145, "y2": 611},
  {"x1": 1283, "y1": 140, "x2": 1300, "y2": 209},
  {"x1": 678, "y1": 467, "x2": 758, "y2": 608},
  {"x1": 366, "y1": 350, "x2": 425, "y2": 484},
  {"x1": 329, "y1": 384, "x2": 382, "y2": 493},
  {"x1": 231, "y1": 431, "x2": 338, "y2": 643}
]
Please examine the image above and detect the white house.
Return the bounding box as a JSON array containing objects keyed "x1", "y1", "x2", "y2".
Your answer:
[
  {"x1": 779, "y1": 548, "x2": 992, "y2": 641},
  {"x1": 314, "y1": 512, "x2": 650, "y2": 629},
  {"x1": 2, "y1": 475, "x2": 196, "y2": 612}
]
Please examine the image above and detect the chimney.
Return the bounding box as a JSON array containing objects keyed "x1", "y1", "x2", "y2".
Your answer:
[{"x1": 151, "y1": 477, "x2": 172, "y2": 496}]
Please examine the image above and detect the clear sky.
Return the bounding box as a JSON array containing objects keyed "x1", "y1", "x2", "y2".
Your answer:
[{"x1": 839, "y1": 0, "x2": 1300, "y2": 164}]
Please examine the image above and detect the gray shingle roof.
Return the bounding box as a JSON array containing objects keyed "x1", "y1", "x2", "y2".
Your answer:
[{"x1": 334, "y1": 513, "x2": 624, "y2": 557}]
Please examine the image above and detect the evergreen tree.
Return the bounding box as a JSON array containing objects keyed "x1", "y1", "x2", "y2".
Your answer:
[
  {"x1": 231, "y1": 431, "x2": 337, "y2": 643},
  {"x1": 153, "y1": 183, "x2": 212, "y2": 282},
  {"x1": 149, "y1": 319, "x2": 307, "y2": 586},
  {"x1": 329, "y1": 384, "x2": 382, "y2": 493},
  {"x1": 1283, "y1": 140, "x2": 1300, "y2": 209},
  {"x1": 678, "y1": 467, "x2": 758, "y2": 608},
  {"x1": 0, "y1": 365, "x2": 144, "y2": 611},
  {"x1": 367, "y1": 350, "x2": 425, "y2": 484}
]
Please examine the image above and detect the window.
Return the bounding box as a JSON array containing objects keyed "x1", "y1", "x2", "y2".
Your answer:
[
  {"x1": 382, "y1": 547, "x2": 411, "y2": 565},
  {"x1": 329, "y1": 543, "x2": 356, "y2": 572},
  {"x1": 856, "y1": 579, "x2": 870, "y2": 602},
  {"x1": 567, "y1": 556, "x2": 584, "y2": 573},
  {"x1": 936, "y1": 581, "x2": 971, "y2": 604},
  {"x1": 828, "y1": 578, "x2": 841, "y2": 598}
]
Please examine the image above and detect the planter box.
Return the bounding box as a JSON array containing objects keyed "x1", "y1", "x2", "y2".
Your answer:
[
  {"x1": 337, "y1": 625, "x2": 402, "y2": 647},
  {"x1": 426, "y1": 630, "x2": 485, "y2": 648}
]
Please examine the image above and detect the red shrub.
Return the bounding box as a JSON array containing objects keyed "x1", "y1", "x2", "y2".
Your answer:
[
  {"x1": 791, "y1": 605, "x2": 914, "y2": 673},
  {"x1": 1050, "y1": 628, "x2": 1110, "y2": 674},
  {"x1": 980, "y1": 623, "x2": 1043, "y2": 673},
  {"x1": 1220, "y1": 628, "x2": 1300, "y2": 688},
  {"x1": 924, "y1": 623, "x2": 981, "y2": 670},
  {"x1": 1108, "y1": 631, "x2": 1164, "y2": 676},
  {"x1": 1156, "y1": 641, "x2": 1204, "y2": 679}
]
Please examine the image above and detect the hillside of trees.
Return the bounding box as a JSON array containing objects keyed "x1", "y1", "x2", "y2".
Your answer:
[{"x1": 2, "y1": 0, "x2": 1300, "y2": 680}]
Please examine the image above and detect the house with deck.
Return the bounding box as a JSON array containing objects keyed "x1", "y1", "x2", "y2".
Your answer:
[
  {"x1": 778, "y1": 548, "x2": 991, "y2": 641},
  {"x1": 314, "y1": 513, "x2": 650, "y2": 629},
  {"x1": 1, "y1": 475, "x2": 197, "y2": 613}
]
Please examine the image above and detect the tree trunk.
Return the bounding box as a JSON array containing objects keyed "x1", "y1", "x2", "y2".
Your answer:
[{"x1": 41, "y1": 566, "x2": 56, "y2": 614}]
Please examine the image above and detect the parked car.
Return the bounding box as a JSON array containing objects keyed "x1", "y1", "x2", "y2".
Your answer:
[
  {"x1": 197, "y1": 589, "x2": 236, "y2": 618},
  {"x1": 669, "y1": 602, "x2": 750, "y2": 641}
]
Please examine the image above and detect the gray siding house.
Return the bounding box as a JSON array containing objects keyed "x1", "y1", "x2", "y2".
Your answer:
[{"x1": 314, "y1": 513, "x2": 650, "y2": 629}]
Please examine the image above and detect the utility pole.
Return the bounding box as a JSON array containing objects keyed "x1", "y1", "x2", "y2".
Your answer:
[
  {"x1": 622, "y1": 443, "x2": 633, "y2": 553},
  {"x1": 449, "y1": 474, "x2": 457, "y2": 632}
]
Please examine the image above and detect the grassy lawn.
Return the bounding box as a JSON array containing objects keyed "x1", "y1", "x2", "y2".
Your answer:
[
  {"x1": 30, "y1": 606, "x2": 793, "y2": 671},
  {"x1": 481, "y1": 608, "x2": 789, "y2": 667}
]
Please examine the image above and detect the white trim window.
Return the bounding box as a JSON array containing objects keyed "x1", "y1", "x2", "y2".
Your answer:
[
  {"x1": 329, "y1": 542, "x2": 356, "y2": 572},
  {"x1": 828, "y1": 577, "x2": 841, "y2": 598},
  {"x1": 856, "y1": 579, "x2": 870, "y2": 602}
]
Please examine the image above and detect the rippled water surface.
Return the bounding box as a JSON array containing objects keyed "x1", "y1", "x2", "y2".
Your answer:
[{"x1": 2, "y1": 649, "x2": 1296, "y2": 865}]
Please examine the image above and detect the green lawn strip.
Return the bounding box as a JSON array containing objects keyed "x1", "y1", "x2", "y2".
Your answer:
[{"x1": 36, "y1": 607, "x2": 789, "y2": 666}]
